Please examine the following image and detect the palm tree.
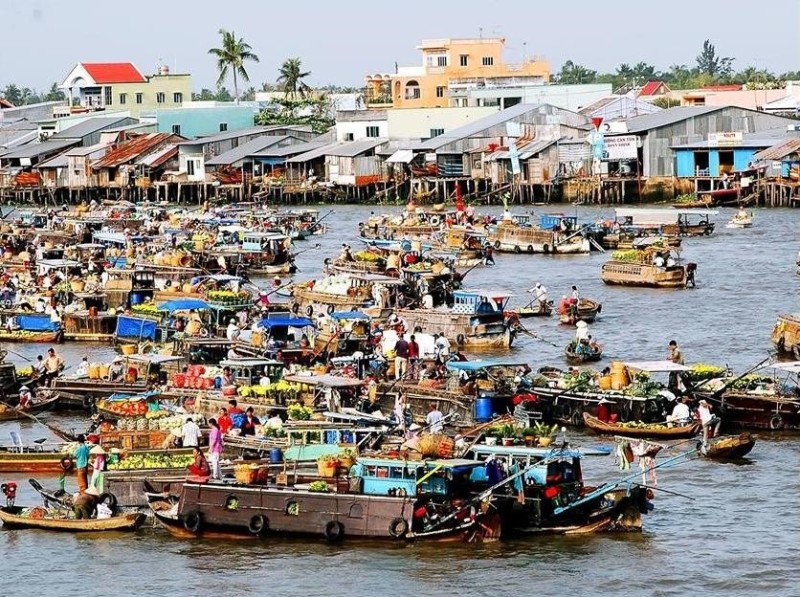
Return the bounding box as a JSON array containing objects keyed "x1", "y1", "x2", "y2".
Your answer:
[
  {"x1": 277, "y1": 58, "x2": 312, "y2": 99},
  {"x1": 208, "y1": 29, "x2": 259, "y2": 103}
]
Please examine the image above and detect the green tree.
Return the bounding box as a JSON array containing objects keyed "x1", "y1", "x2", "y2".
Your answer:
[
  {"x1": 208, "y1": 28, "x2": 260, "y2": 102},
  {"x1": 277, "y1": 57, "x2": 312, "y2": 99},
  {"x1": 43, "y1": 82, "x2": 65, "y2": 102},
  {"x1": 3, "y1": 84, "x2": 22, "y2": 106},
  {"x1": 215, "y1": 86, "x2": 233, "y2": 102},
  {"x1": 651, "y1": 96, "x2": 681, "y2": 109},
  {"x1": 663, "y1": 64, "x2": 695, "y2": 89},
  {"x1": 556, "y1": 60, "x2": 597, "y2": 85},
  {"x1": 192, "y1": 88, "x2": 217, "y2": 101},
  {"x1": 696, "y1": 39, "x2": 734, "y2": 78},
  {"x1": 241, "y1": 86, "x2": 256, "y2": 101},
  {"x1": 255, "y1": 96, "x2": 334, "y2": 133}
]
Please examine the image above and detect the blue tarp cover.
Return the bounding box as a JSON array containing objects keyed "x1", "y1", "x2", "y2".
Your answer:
[
  {"x1": 157, "y1": 298, "x2": 210, "y2": 312},
  {"x1": 17, "y1": 314, "x2": 58, "y2": 331},
  {"x1": 259, "y1": 316, "x2": 315, "y2": 329},
  {"x1": 115, "y1": 315, "x2": 157, "y2": 340},
  {"x1": 330, "y1": 311, "x2": 370, "y2": 320}
]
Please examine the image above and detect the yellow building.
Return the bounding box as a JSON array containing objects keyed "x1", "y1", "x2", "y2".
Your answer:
[
  {"x1": 60, "y1": 63, "x2": 192, "y2": 118},
  {"x1": 365, "y1": 38, "x2": 549, "y2": 109}
]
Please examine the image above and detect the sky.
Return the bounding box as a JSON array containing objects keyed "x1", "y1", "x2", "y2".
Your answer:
[{"x1": 2, "y1": 0, "x2": 799, "y2": 91}]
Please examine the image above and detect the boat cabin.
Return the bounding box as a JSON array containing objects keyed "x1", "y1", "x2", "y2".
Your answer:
[
  {"x1": 452, "y1": 290, "x2": 511, "y2": 315},
  {"x1": 218, "y1": 358, "x2": 285, "y2": 386},
  {"x1": 282, "y1": 374, "x2": 364, "y2": 412},
  {"x1": 353, "y1": 458, "x2": 484, "y2": 498},
  {"x1": 614, "y1": 208, "x2": 716, "y2": 236}
]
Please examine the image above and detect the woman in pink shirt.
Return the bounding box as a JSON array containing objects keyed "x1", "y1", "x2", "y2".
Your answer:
[{"x1": 208, "y1": 418, "x2": 224, "y2": 480}]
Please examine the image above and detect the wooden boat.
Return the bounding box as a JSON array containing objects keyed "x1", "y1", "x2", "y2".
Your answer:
[
  {"x1": 583, "y1": 412, "x2": 700, "y2": 439},
  {"x1": 0, "y1": 445, "x2": 193, "y2": 474},
  {"x1": 62, "y1": 310, "x2": 117, "y2": 342},
  {"x1": 513, "y1": 301, "x2": 553, "y2": 318},
  {"x1": 701, "y1": 433, "x2": 755, "y2": 459},
  {"x1": 558, "y1": 298, "x2": 602, "y2": 324},
  {"x1": 615, "y1": 208, "x2": 716, "y2": 237},
  {"x1": 488, "y1": 214, "x2": 590, "y2": 254},
  {"x1": 770, "y1": 313, "x2": 800, "y2": 359},
  {"x1": 601, "y1": 260, "x2": 688, "y2": 288},
  {"x1": 726, "y1": 210, "x2": 753, "y2": 229},
  {"x1": 0, "y1": 329, "x2": 63, "y2": 343},
  {"x1": 0, "y1": 506, "x2": 145, "y2": 532},
  {"x1": 564, "y1": 342, "x2": 602, "y2": 363},
  {"x1": 0, "y1": 394, "x2": 60, "y2": 421}
]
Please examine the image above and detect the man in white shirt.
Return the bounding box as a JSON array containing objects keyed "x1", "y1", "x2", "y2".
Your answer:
[
  {"x1": 653, "y1": 254, "x2": 665, "y2": 267},
  {"x1": 434, "y1": 333, "x2": 451, "y2": 361},
  {"x1": 226, "y1": 319, "x2": 239, "y2": 341},
  {"x1": 667, "y1": 397, "x2": 691, "y2": 426},
  {"x1": 426, "y1": 403, "x2": 445, "y2": 434},
  {"x1": 697, "y1": 399, "x2": 721, "y2": 445},
  {"x1": 529, "y1": 283, "x2": 548, "y2": 307},
  {"x1": 181, "y1": 418, "x2": 202, "y2": 448}
]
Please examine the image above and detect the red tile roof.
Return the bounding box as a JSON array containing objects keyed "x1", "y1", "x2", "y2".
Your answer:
[
  {"x1": 81, "y1": 63, "x2": 146, "y2": 84},
  {"x1": 0, "y1": 98, "x2": 14, "y2": 109},
  {"x1": 639, "y1": 80, "x2": 670, "y2": 96}
]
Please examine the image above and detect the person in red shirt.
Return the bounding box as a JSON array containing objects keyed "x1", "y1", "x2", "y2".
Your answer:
[
  {"x1": 227, "y1": 399, "x2": 244, "y2": 415},
  {"x1": 218, "y1": 407, "x2": 234, "y2": 434},
  {"x1": 408, "y1": 334, "x2": 420, "y2": 380}
]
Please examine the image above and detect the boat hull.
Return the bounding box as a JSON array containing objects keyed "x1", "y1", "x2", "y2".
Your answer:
[
  {"x1": 394, "y1": 308, "x2": 512, "y2": 348},
  {"x1": 0, "y1": 507, "x2": 145, "y2": 532},
  {"x1": 601, "y1": 262, "x2": 687, "y2": 288},
  {"x1": 583, "y1": 412, "x2": 700, "y2": 438},
  {"x1": 701, "y1": 433, "x2": 756, "y2": 459}
]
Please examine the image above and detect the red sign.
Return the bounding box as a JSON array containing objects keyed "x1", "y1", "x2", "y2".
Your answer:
[{"x1": 592, "y1": 117, "x2": 603, "y2": 129}]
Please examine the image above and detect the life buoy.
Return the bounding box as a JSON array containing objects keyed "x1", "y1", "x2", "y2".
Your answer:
[
  {"x1": 456, "y1": 334, "x2": 466, "y2": 346},
  {"x1": 542, "y1": 244, "x2": 550, "y2": 254},
  {"x1": 98, "y1": 492, "x2": 118, "y2": 509},
  {"x1": 324, "y1": 520, "x2": 344, "y2": 543},
  {"x1": 527, "y1": 245, "x2": 534, "y2": 254},
  {"x1": 60, "y1": 456, "x2": 74, "y2": 472},
  {"x1": 248, "y1": 514, "x2": 269, "y2": 536},
  {"x1": 388, "y1": 517, "x2": 409, "y2": 538},
  {"x1": 514, "y1": 245, "x2": 522, "y2": 254},
  {"x1": 183, "y1": 510, "x2": 203, "y2": 533},
  {"x1": 769, "y1": 414, "x2": 783, "y2": 430},
  {"x1": 291, "y1": 303, "x2": 300, "y2": 315},
  {"x1": 429, "y1": 215, "x2": 441, "y2": 226},
  {"x1": 327, "y1": 304, "x2": 335, "y2": 315},
  {"x1": 571, "y1": 410, "x2": 582, "y2": 427}
]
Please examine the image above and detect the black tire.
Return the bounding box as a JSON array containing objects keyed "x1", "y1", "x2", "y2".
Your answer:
[
  {"x1": 388, "y1": 517, "x2": 409, "y2": 538},
  {"x1": 98, "y1": 492, "x2": 118, "y2": 509},
  {"x1": 326, "y1": 304, "x2": 335, "y2": 315},
  {"x1": 291, "y1": 303, "x2": 300, "y2": 315},
  {"x1": 769, "y1": 415, "x2": 783, "y2": 430},
  {"x1": 324, "y1": 520, "x2": 344, "y2": 543},
  {"x1": 305, "y1": 305, "x2": 314, "y2": 317},
  {"x1": 456, "y1": 334, "x2": 466, "y2": 346},
  {"x1": 494, "y1": 240, "x2": 501, "y2": 249},
  {"x1": 543, "y1": 244, "x2": 550, "y2": 254},
  {"x1": 527, "y1": 245, "x2": 534, "y2": 254},
  {"x1": 248, "y1": 514, "x2": 269, "y2": 536},
  {"x1": 60, "y1": 456, "x2": 74, "y2": 472},
  {"x1": 514, "y1": 245, "x2": 521, "y2": 254},
  {"x1": 183, "y1": 510, "x2": 203, "y2": 534}
]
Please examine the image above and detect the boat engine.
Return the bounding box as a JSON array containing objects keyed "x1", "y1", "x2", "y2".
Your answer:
[{"x1": 1, "y1": 481, "x2": 18, "y2": 506}]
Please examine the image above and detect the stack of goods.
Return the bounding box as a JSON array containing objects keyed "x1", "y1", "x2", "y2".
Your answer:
[
  {"x1": 237, "y1": 380, "x2": 304, "y2": 405},
  {"x1": 113, "y1": 413, "x2": 188, "y2": 432},
  {"x1": 417, "y1": 434, "x2": 455, "y2": 458},
  {"x1": 107, "y1": 453, "x2": 194, "y2": 470},
  {"x1": 131, "y1": 303, "x2": 161, "y2": 316},
  {"x1": 96, "y1": 399, "x2": 151, "y2": 417},
  {"x1": 172, "y1": 365, "x2": 223, "y2": 390},
  {"x1": 207, "y1": 290, "x2": 250, "y2": 306},
  {"x1": 307, "y1": 276, "x2": 353, "y2": 296}
]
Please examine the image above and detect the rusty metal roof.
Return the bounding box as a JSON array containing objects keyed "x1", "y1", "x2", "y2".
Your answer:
[
  {"x1": 92, "y1": 133, "x2": 181, "y2": 169},
  {"x1": 754, "y1": 138, "x2": 800, "y2": 162}
]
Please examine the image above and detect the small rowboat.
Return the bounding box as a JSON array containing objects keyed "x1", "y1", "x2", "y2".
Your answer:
[
  {"x1": 0, "y1": 506, "x2": 145, "y2": 532},
  {"x1": 514, "y1": 301, "x2": 553, "y2": 318},
  {"x1": 726, "y1": 210, "x2": 753, "y2": 229},
  {"x1": 583, "y1": 412, "x2": 700, "y2": 439},
  {"x1": 0, "y1": 394, "x2": 60, "y2": 422},
  {"x1": 700, "y1": 433, "x2": 755, "y2": 459},
  {"x1": 564, "y1": 343, "x2": 603, "y2": 363},
  {"x1": 559, "y1": 298, "x2": 602, "y2": 325}
]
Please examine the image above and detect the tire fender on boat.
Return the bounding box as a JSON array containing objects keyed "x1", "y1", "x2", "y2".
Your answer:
[
  {"x1": 98, "y1": 492, "x2": 118, "y2": 510},
  {"x1": 388, "y1": 517, "x2": 409, "y2": 538},
  {"x1": 291, "y1": 303, "x2": 300, "y2": 315},
  {"x1": 305, "y1": 305, "x2": 314, "y2": 317},
  {"x1": 494, "y1": 240, "x2": 501, "y2": 249},
  {"x1": 183, "y1": 510, "x2": 203, "y2": 534},
  {"x1": 769, "y1": 415, "x2": 783, "y2": 430},
  {"x1": 542, "y1": 244, "x2": 550, "y2": 254},
  {"x1": 248, "y1": 514, "x2": 269, "y2": 536},
  {"x1": 327, "y1": 304, "x2": 335, "y2": 315},
  {"x1": 456, "y1": 334, "x2": 466, "y2": 346},
  {"x1": 324, "y1": 520, "x2": 344, "y2": 543},
  {"x1": 60, "y1": 456, "x2": 74, "y2": 472},
  {"x1": 571, "y1": 410, "x2": 583, "y2": 427},
  {"x1": 527, "y1": 245, "x2": 534, "y2": 254},
  {"x1": 514, "y1": 245, "x2": 522, "y2": 254}
]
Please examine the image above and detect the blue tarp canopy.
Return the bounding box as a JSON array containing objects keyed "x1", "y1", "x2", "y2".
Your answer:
[
  {"x1": 330, "y1": 311, "x2": 370, "y2": 320},
  {"x1": 157, "y1": 298, "x2": 210, "y2": 312},
  {"x1": 115, "y1": 315, "x2": 157, "y2": 340},
  {"x1": 447, "y1": 360, "x2": 527, "y2": 372},
  {"x1": 17, "y1": 314, "x2": 58, "y2": 331},
  {"x1": 259, "y1": 316, "x2": 315, "y2": 329}
]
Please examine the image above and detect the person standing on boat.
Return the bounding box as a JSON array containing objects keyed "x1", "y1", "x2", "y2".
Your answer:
[
  {"x1": 483, "y1": 243, "x2": 495, "y2": 266},
  {"x1": 426, "y1": 403, "x2": 445, "y2": 434},
  {"x1": 207, "y1": 418, "x2": 224, "y2": 480},
  {"x1": 394, "y1": 333, "x2": 410, "y2": 380},
  {"x1": 434, "y1": 333, "x2": 451, "y2": 362},
  {"x1": 571, "y1": 286, "x2": 580, "y2": 301},
  {"x1": 43, "y1": 347, "x2": 64, "y2": 385},
  {"x1": 529, "y1": 283, "x2": 548, "y2": 309},
  {"x1": 181, "y1": 418, "x2": 202, "y2": 448},
  {"x1": 73, "y1": 435, "x2": 91, "y2": 493},
  {"x1": 89, "y1": 445, "x2": 107, "y2": 489},
  {"x1": 667, "y1": 340, "x2": 684, "y2": 365},
  {"x1": 697, "y1": 399, "x2": 721, "y2": 446},
  {"x1": 218, "y1": 407, "x2": 234, "y2": 434}
]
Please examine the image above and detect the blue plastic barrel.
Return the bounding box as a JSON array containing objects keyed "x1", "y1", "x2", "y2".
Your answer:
[
  {"x1": 130, "y1": 291, "x2": 144, "y2": 305},
  {"x1": 475, "y1": 396, "x2": 493, "y2": 423},
  {"x1": 214, "y1": 376, "x2": 222, "y2": 389},
  {"x1": 270, "y1": 448, "x2": 283, "y2": 463}
]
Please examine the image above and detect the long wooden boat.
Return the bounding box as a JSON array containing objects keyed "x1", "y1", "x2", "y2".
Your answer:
[
  {"x1": 489, "y1": 221, "x2": 590, "y2": 254},
  {"x1": 513, "y1": 301, "x2": 553, "y2": 318},
  {"x1": 62, "y1": 311, "x2": 117, "y2": 342},
  {"x1": 702, "y1": 391, "x2": 800, "y2": 430},
  {"x1": 558, "y1": 298, "x2": 602, "y2": 324},
  {"x1": 601, "y1": 261, "x2": 687, "y2": 288},
  {"x1": 0, "y1": 329, "x2": 63, "y2": 343},
  {"x1": 701, "y1": 433, "x2": 755, "y2": 459},
  {"x1": 0, "y1": 446, "x2": 193, "y2": 474},
  {"x1": 0, "y1": 394, "x2": 60, "y2": 421},
  {"x1": 0, "y1": 506, "x2": 145, "y2": 532},
  {"x1": 583, "y1": 412, "x2": 700, "y2": 439}
]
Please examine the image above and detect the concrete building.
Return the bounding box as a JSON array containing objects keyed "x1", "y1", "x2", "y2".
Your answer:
[
  {"x1": 462, "y1": 83, "x2": 611, "y2": 112},
  {"x1": 365, "y1": 38, "x2": 549, "y2": 109},
  {"x1": 60, "y1": 63, "x2": 192, "y2": 118},
  {"x1": 154, "y1": 103, "x2": 255, "y2": 138},
  {"x1": 579, "y1": 95, "x2": 662, "y2": 122}
]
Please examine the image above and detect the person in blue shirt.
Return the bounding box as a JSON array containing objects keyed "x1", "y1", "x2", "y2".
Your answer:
[{"x1": 72, "y1": 435, "x2": 91, "y2": 493}]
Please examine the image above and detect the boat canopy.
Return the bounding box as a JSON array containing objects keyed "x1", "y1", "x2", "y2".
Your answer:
[
  {"x1": 764, "y1": 362, "x2": 800, "y2": 374},
  {"x1": 219, "y1": 358, "x2": 282, "y2": 368},
  {"x1": 623, "y1": 360, "x2": 690, "y2": 372},
  {"x1": 283, "y1": 374, "x2": 364, "y2": 388},
  {"x1": 614, "y1": 208, "x2": 717, "y2": 226},
  {"x1": 37, "y1": 258, "x2": 81, "y2": 269},
  {"x1": 258, "y1": 316, "x2": 315, "y2": 329},
  {"x1": 447, "y1": 360, "x2": 527, "y2": 372},
  {"x1": 471, "y1": 445, "x2": 601, "y2": 459},
  {"x1": 329, "y1": 311, "x2": 370, "y2": 320},
  {"x1": 157, "y1": 298, "x2": 210, "y2": 312},
  {"x1": 126, "y1": 354, "x2": 184, "y2": 365}
]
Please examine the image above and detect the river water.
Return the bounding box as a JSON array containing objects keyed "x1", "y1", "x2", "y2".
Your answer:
[{"x1": 1, "y1": 205, "x2": 798, "y2": 597}]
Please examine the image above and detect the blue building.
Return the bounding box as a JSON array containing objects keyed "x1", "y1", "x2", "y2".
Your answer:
[
  {"x1": 153, "y1": 103, "x2": 255, "y2": 138},
  {"x1": 671, "y1": 131, "x2": 788, "y2": 179}
]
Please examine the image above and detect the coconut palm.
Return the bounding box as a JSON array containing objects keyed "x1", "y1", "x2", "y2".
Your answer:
[
  {"x1": 208, "y1": 29, "x2": 259, "y2": 103},
  {"x1": 277, "y1": 58, "x2": 312, "y2": 99}
]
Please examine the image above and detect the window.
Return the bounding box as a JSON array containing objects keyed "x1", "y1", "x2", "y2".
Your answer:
[
  {"x1": 460, "y1": 54, "x2": 469, "y2": 67},
  {"x1": 219, "y1": 122, "x2": 228, "y2": 132},
  {"x1": 156, "y1": 92, "x2": 165, "y2": 103},
  {"x1": 437, "y1": 55, "x2": 447, "y2": 67},
  {"x1": 171, "y1": 124, "x2": 181, "y2": 135},
  {"x1": 435, "y1": 86, "x2": 445, "y2": 98},
  {"x1": 482, "y1": 56, "x2": 494, "y2": 66},
  {"x1": 404, "y1": 80, "x2": 421, "y2": 100},
  {"x1": 104, "y1": 86, "x2": 112, "y2": 106},
  {"x1": 135, "y1": 93, "x2": 143, "y2": 104},
  {"x1": 366, "y1": 126, "x2": 380, "y2": 138},
  {"x1": 186, "y1": 159, "x2": 195, "y2": 176},
  {"x1": 119, "y1": 93, "x2": 127, "y2": 105},
  {"x1": 430, "y1": 128, "x2": 444, "y2": 138},
  {"x1": 344, "y1": 133, "x2": 354, "y2": 141},
  {"x1": 173, "y1": 92, "x2": 183, "y2": 103}
]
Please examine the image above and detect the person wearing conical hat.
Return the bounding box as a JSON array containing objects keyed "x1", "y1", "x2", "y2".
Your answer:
[{"x1": 89, "y1": 445, "x2": 107, "y2": 489}]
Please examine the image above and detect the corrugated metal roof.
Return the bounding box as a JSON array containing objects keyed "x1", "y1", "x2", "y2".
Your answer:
[
  {"x1": 206, "y1": 135, "x2": 296, "y2": 166},
  {"x1": 64, "y1": 143, "x2": 112, "y2": 157},
  {"x1": 50, "y1": 117, "x2": 133, "y2": 140},
  {"x1": 671, "y1": 127, "x2": 793, "y2": 150},
  {"x1": 754, "y1": 138, "x2": 800, "y2": 161},
  {"x1": 326, "y1": 137, "x2": 386, "y2": 157},
  {"x1": 416, "y1": 103, "x2": 541, "y2": 151},
  {"x1": 0, "y1": 139, "x2": 77, "y2": 160},
  {"x1": 93, "y1": 133, "x2": 178, "y2": 169},
  {"x1": 252, "y1": 140, "x2": 329, "y2": 158},
  {"x1": 178, "y1": 126, "x2": 268, "y2": 146},
  {"x1": 136, "y1": 143, "x2": 179, "y2": 168},
  {"x1": 623, "y1": 106, "x2": 723, "y2": 133},
  {"x1": 286, "y1": 142, "x2": 343, "y2": 163},
  {"x1": 36, "y1": 153, "x2": 69, "y2": 169}
]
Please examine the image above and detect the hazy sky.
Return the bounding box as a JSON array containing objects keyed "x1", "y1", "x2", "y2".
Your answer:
[{"x1": 3, "y1": 0, "x2": 798, "y2": 91}]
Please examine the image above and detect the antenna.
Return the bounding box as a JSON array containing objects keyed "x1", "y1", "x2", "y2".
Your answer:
[{"x1": 479, "y1": 27, "x2": 483, "y2": 39}]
